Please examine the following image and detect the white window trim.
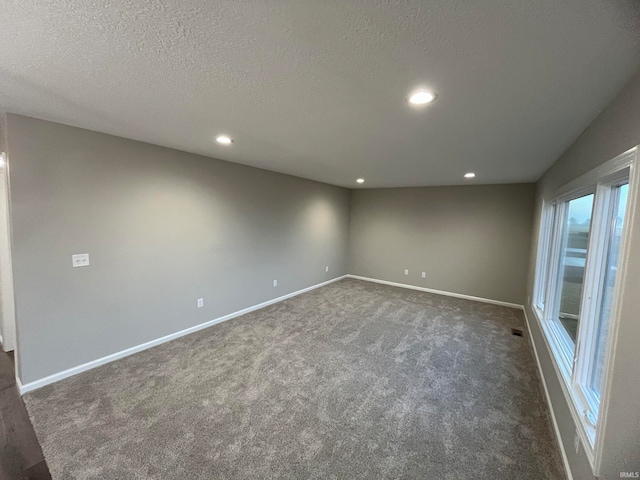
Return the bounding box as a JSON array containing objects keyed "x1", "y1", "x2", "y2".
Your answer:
[
  {"x1": 531, "y1": 146, "x2": 639, "y2": 476},
  {"x1": 533, "y1": 201, "x2": 554, "y2": 311},
  {"x1": 574, "y1": 173, "x2": 628, "y2": 416}
]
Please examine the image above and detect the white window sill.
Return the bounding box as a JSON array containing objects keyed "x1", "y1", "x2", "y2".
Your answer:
[{"x1": 530, "y1": 304, "x2": 597, "y2": 470}]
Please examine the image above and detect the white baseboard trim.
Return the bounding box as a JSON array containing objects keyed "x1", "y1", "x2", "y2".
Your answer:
[
  {"x1": 346, "y1": 274, "x2": 523, "y2": 309},
  {"x1": 522, "y1": 307, "x2": 573, "y2": 480},
  {"x1": 18, "y1": 275, "x2": 348, "y2": 395}
]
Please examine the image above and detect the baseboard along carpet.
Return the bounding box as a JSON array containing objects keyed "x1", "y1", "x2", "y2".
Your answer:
[{"x1": 24, "y1": 278, "x2": 564, "y2": 479}]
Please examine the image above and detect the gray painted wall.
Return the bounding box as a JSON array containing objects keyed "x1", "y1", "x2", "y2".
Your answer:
[
  {"x1": 525, "y1": 71, "x2": 640, "y2": 479},
  {"x1": 6, "y1": 114, "x2": 350, "y2": 384},
  {"x1": 349, "y1": 184, "x2": 535, "y2": 305}
]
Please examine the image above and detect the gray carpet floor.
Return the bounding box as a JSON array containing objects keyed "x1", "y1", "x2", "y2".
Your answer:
[{"x1": 24, "y1": 279, "x2": 564, "y2": 479}]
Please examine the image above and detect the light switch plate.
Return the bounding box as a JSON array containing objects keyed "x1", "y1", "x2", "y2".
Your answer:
[{"x1": 72, "y1": 253, "x2": 90, "y2": 268}]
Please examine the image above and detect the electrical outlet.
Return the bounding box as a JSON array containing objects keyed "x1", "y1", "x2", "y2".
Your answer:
[
  {"x1": 72, "y1": 253, "x2": 90, "y2": 268},
  {"x1": 404, "y1": 269, "x2": 409, "y2": 275},
  {"x1": 197, "y1": 298, "x2": 204, "y2": 309},
  {"x1": 421, "y1": 272, "x2": 426, "y2": 278},
  {"x1": 273, "y1": 279, "x2": 278, "y2": 287},
  {"x1": 574, "y1": 431, "x2": 580, "y2": 453},
  {"x1": 325, "y1": 266, "x2": 329, "y2": 272}
]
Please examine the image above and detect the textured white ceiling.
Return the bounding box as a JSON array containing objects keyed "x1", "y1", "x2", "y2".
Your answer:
[{"x1": 1, "y1": 1, "x2": 639, "y2": 187}]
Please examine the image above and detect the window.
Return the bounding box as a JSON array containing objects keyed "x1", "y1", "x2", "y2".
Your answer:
[
  {"x1": 587, "y1": 184, "x2": 628, "y2": 400},
  {"x1": 532, "y1": 147, "x2": 637, "y2": 471},
  {"x1": 533, "y1": 203, "x2": 555, "y2": 312},
  {"x1": 554, "y1": 193, "x2": 594, "y2": 345}
]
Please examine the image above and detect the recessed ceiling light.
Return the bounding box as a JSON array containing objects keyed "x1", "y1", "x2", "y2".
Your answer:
[
  {"x1": 408, "y1": 90, "x2": 437, "y2": 106},
  {"x1": 356, "y1": 178, "x2": 365, "y2": 184},
  {"x1": 464, "y1": 172, "x2": 476, "y2": 178},
  {"x1": 216, "y1": 135, "x2": 233, "y2": 145}
]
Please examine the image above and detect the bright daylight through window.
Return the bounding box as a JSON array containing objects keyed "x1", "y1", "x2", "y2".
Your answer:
[{"x1": 532, "y1": 148, "x2": 636, "y2": 468}]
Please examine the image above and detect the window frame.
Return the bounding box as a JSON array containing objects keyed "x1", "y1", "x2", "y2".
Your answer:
[
  {"x1": 533, "y1": 201, "x2": 555, "y2": 312},
  {"x1": 574, "y1": 174, "x2": 628, "y2": 413},
  {"x1": 531, "y1": 146, "x2": 638, "y2": 475}
]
